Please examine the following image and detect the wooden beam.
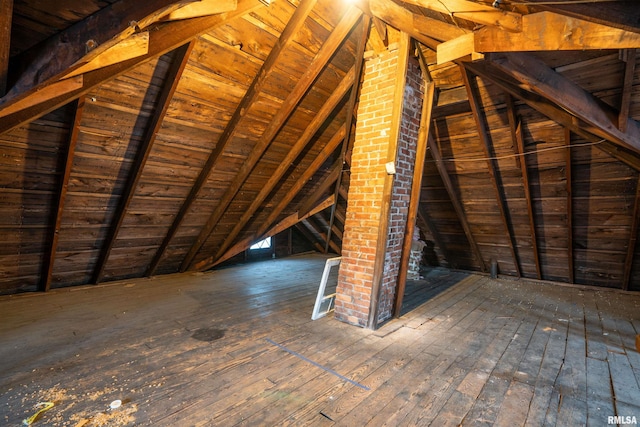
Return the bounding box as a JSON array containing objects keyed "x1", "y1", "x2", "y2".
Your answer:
[
  {"x1": 0, "y1": 0, "x2": 262, "y2": 135},
  {"x1": 506, "y1": 95, "x2": 541, "y2": 280},
  {"x1": 145, "y1": 0, "x2": 314, "y2": 276},
  {"x1": 211, "y1": 66, "x2": 356, "y2": 263},
  {"x1": 488, "y1": 52, "x2": 640, "y2": 155},
  {"x1": 163, "y1": 0, "x2": 237, "y2": 20},
  {"x1": 0, "y1": 76, "x2": 84, "y2": 119},
  {"x1": 428, "y1": 134, "x2": 486, "y2": 272},
  {"x1": 368, "y1": 0, "x2": 467, "y2": 49},
  {"x1": 437, "y1": 33, "x2": 480, "y2": 65},
  {"x1": 298, "y1": 159, "x2": 343, "y2": 219},
  {"x1": 475, "y1": 12, "x2": 640, "y2": 53},
  {"x1": 64, "y1": 32, "x2": 150, "y2": 78},
  {"x1": 417, "y1": 207, "x2": 451, "y2": 267},
  {"x1": 295, "y1": 222, "x2": 326, "y2": 253},
  {"x1": 0, "y1": 0, "x2": 13, "y2": 96},
  {"x1": 394, "y1": 76, "x2": 435, "y2": 318},
  {"x1": 399, "y1": 0, "x2": 521, "y2": 32},
  {"x1": 1, "y1": 0, "x2": 195, "y2": 110},
  {"x1": 466, "y1": 59, "x2": 640, "y2": 172},
  {"x1": 623, "y1": 173, "x2": 640, "y2": 291},
  {"x1": 325, "y1": 15, "x2": 369, "y2": 254},
  {"x1": 180, "y1": 6, "x2": 363, "y2": 272},
  {"x1": 92, "y1": 41, "x2": 194, "y2": 284},
  {"x1": 462, "y1": 66, "x2": 520, "y2": 277},
  {"x1": 619, "y1": 49, "x2": 637, "y2": 133},
  {"x1": 202, "y1": 195, "x2": 337, "y2": 270},
  {"x1": 40, "y1": 98, "x2": 85, "y2": 292},
  {"x1": 565, "y1": 128, "x2": 574, "y2": 284}
]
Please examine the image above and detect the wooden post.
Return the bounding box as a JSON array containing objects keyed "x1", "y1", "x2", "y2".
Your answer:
[{"x1": 0, "y1": 0, "x2": 12, "y2": 96}]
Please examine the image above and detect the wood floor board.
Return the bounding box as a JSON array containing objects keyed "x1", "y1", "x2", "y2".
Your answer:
[{"x1": 1, "y1": 254, "x2": 639, "y2": 426}]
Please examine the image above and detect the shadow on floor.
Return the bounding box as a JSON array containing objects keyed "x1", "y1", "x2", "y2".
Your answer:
[{"x1": 400, "y1": 267, "x2": 470, "y2": 316}]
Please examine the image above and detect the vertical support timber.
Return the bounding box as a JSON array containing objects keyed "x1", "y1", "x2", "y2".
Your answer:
[
  {"x1": 619, "y1": 49, "x2": 636, "y2": 133},
  {"x1": 40, "y1": 97, "x2": 85, "y2": 292},
  {"x1": 0, "y1": 0, "x2": 12, "y2": 96},
  {"x1": 623, "y1": 173, "x2": 640, "y2": 291},
  {"x1": 565, "y1": 128, "x2": 575, "y2": 284},
  {"x1": 462, "y1": 65, "x2": 521, "y2": 277}
]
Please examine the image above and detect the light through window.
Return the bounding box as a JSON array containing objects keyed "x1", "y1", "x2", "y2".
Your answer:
[{"x1": 250, "y1": 237, "x2": 271, "y2": 250}]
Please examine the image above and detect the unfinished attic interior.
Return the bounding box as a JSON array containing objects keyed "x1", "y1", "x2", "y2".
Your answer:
[{"x1": 2, "y1": 0, "x2": 640, "y2": 425}]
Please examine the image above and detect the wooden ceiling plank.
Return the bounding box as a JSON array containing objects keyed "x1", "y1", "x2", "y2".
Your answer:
[
  {"x1": 0, "y1": 0, "x2": 263, "y2": 135},
  {"x1": 466, "y1": 60, "x2": 640, "y2": 172},
  {"x1": 428, "y1": 134, "x2": 486, "y2": 272},
  {"x1": 211, "y1": 66, "x2": 356, "y2": 263},
  {"x1": 325, "y1": 15, "x2": 369, "y2": 254},
  {"x1": 91, "y1": 41, "x2": 194, "y2": 284},
  {"x1": 0, "y1": 0, "x2": 12, "y2": 96},
  {"x1": 475, "y1": 12, "x2": 640, "y2": 55},
  {"x1": 489, "y1": 52, "x2": 640, "y2": 155},
  {"x1": 163, "y1": 0, "x2": 238, "y2": 21},
  {"x1": 145, "y1": 0, "x2": 315, "y2": 276},
  {"x1": 368, "y1": 0, "x2": 466, "y2": 50},
  {"x1": 180, "y1": 6, "x2": 362, "y2": 272},
  {"x1": 399, "y1": 0, "x2": 521, "y2": 32},
  {"x1": 507, "y1": 95, "x2": 541, "y2": 280},
  {"x1": 565, "y1": 128, "x2": 575, "y2": 284},
  {"x1": 462, "y1": 66, "x2": 521, "y2": 277},
  {"x1": 40, "y1": 97, "x2": 86, "y2": 292},
  {"x1": 619, "y1": 49, "x2": 637, "y2": 133},
  {"x1": 623, "y1": 173, "x2": 640, "y2": 291},
  {"x1": 1, "y1": 0, "x2": 197, "y2": 110}
]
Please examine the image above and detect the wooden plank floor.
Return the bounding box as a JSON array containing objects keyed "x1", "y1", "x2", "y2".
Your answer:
[{"x1": 1, "y1": 254, "x2": 640, "y2": 426}]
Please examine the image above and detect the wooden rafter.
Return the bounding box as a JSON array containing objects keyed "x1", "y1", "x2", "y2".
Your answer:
[
  {"x1": 506, "y1": 95, "x2": 541, "y2": 280},
  {"x1": 145, "y1": 0, "x2": 315, "y2": 276},
  {"x1": 417, "y1": 208, "x2": 451, "y2": 267},
  {"x1": 0, "y1": 0, "x2": 262, "y2": 135},
  {"x1": 461, "y1": 66, "x2": 521, "y2": 277},
  {"x1": 488, "y1": 53, "x2": 640, "y2": 155},
  {"x1": 428, "y1": 134, "x2": 486, "y2": 272},
  {"x1": 199, "y1": 126, "x2": 346, "y2": 271},
  {"x1": 91, "y1": 41, "x2": 194, "y2": 284},
  {"x1": 162, "y1": 0, "x2": 238, "y2": 21},
  {"x1": 465, "y1": 60, "x2": 640, "y2": 172},
  {"x1": 325, "y1": 15, "x2": 369, "y2": 254},
  {"x1": 40, "y1": 97, "x2": 86, "y2": 292},
  {"x1": 303, "y1": 216, "x2": 341, "y2": 254},
  {"x1": 180, "y1": 6, "x2": 363, "y2": 272},
  {"x1": 2, "y1": 0, "x2": 198, "y2": 109},
  {"x1": 298, "y1": 159, "x2": 343, "y2": 219},
  {"x1": 0, "y1": 0, "x2": 12, "y2": 96},
  {"x1": 619, "y1": 49, "x2": 637, "y2": 133},
  {"x1": 399, "y1": 0, "x2": 521, "y2": 32},
  {"x1": 367, "y1": 0, "x2": 466, "y2": 50},
  {"x1": 212, "y1": 65, "x2": 356, "y2": 263},
  {"x1": 623, "y1": 173, "x2": 640, "y2": 291},
  {"x1": 295, "y1": 222, "x2": 326, "y2": 253},
  {"x1": 565, "y1": 128, "x2": 574, "y2": 284}
]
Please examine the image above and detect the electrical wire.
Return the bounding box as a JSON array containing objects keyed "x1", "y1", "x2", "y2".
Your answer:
[{"x1": 427, "y1": 139, "x2": 605, "y2": 163}]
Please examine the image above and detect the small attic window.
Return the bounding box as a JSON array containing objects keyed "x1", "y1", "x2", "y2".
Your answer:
[{"x1": 250, "y1": 237, "x2": 271, "y2": 250}]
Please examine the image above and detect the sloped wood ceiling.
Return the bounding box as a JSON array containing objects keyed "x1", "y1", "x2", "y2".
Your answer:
[{"x1": 1, "y1": 0, "x2": 640, "y2": 294}]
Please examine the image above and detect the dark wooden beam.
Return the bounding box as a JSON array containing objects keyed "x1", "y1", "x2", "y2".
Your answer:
[
  {"x1": 428, "y1": 135, "x2": 487, "y2": 272},
  {"x1": 211, "y1": 66, "x2": 356, "y2": 263},
  {"x1": 394, "y1": 68, "x2": 435, "y2": 318},
  {"x1": 180, "y1": 7, "x2": 363, "y2": 272},
  {"x1": 2, "y1": 1, "x2": 196, "y2": 109},
  {"x1": 0, "y1": 0, "x2": 262, "y2": 135},
  {"x1": 619, "y1": 49, "x2": 637, "y2": 133},
  {"x1": 462, "y1": 65, "x2": 521, "y2": 277},
  {"x1": 565, "y1": 128, "x2": 574, "y2": 284},
  {"x1": 417, "y1": 207, "x2": 451, "y2": 267},
  {"x1": 40, "y1": 98, "x2": 85, "y2": 292},
  {"x1": 0, "y1": 0, "x2": 12, "y2": 96},
  {"x1": 465, "y1": 60, "x2": 640, "y2": 172},
  {"x1": 325, "y1": 15, "x2": 369, "y2": 254},
  {"x1": 295, "y1": 222, "x2": 325, "y2": 253},
  {"x1": 506, "y1": 95, "x2": 541, "y2": 280},
  {"x1": 623, "y1": 173, "x2": 640, "y2": 291},
  {"x1": 298, "y1": 159, "x2": 343, "y2": 219},
  {"x1": 145, "y1": 0, "x2": 314, "y2": 276},
  {"x1": 91, "y1": 41, "x2": 194, "y2": 284},
  {"x1": 488, "y1": 52, "x2": 640, "y2": 155}
]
